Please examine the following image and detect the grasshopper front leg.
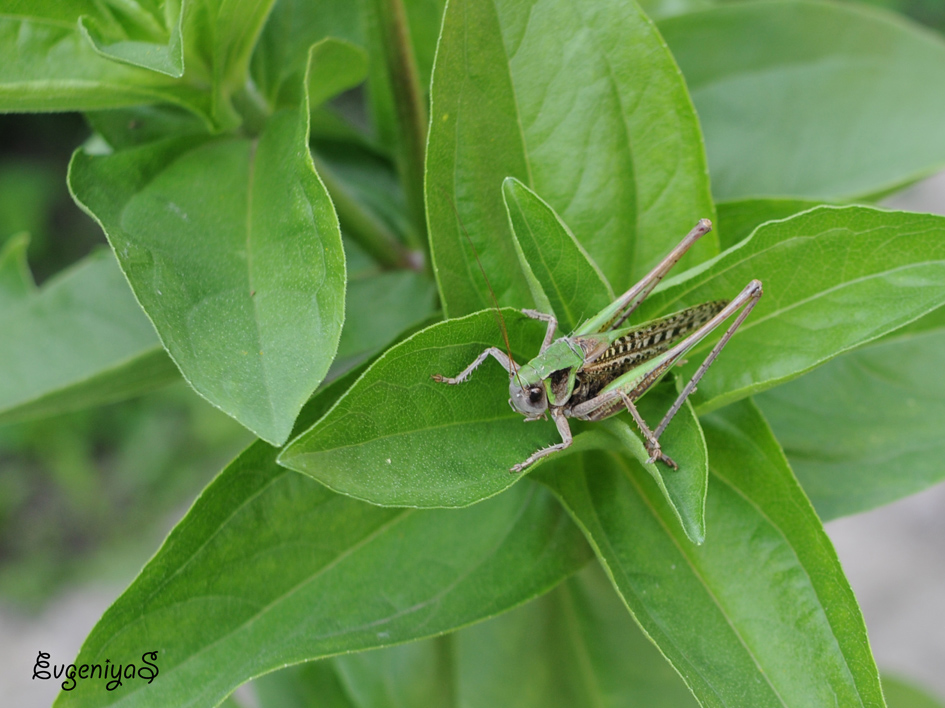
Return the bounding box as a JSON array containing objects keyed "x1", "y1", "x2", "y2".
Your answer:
[
  {"x1": 510, "y1": 407, "x2": 573, "y2": 473},
  {"x1": 432, "y1": 347, "x2": 520, "y2": 384}
]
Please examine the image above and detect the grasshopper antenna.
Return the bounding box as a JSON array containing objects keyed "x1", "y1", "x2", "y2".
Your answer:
[{"x1": 439, "y1": 188, "x2": 519, "y2": 382}]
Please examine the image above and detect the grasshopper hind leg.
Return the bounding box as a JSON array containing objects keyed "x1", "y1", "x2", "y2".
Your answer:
[{"x1": 619, "y1": 392, "x2": 678, "y2": 469}]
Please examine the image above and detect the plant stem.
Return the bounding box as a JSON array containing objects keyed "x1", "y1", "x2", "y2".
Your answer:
[
  {"x1": 313, "y1": 154, "x2": 421, "y2": 271},
  {"x1": 371, "y1": 0, "x2": 430, "y2": 258}
]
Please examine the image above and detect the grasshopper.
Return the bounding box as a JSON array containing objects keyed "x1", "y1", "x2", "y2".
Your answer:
[{"x1": 433, "y1": 219, "x2": 762, "y2": 473}]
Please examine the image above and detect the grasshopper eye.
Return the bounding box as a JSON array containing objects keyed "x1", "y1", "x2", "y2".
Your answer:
[{"x1": 509, "y1": 380, "x2": 547, "y2": 417}]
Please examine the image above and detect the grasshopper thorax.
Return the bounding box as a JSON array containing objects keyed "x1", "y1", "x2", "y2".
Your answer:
[{"x1": 509, "y1": 368, "x2": 548, "y2": 419}]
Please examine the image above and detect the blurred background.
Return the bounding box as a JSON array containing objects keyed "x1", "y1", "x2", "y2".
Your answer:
[{"x1": 2, "y1": 0, "x2": 945, "y2": 705}]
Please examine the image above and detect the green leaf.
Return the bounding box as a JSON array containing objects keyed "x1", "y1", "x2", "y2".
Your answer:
[
  {"x1": 538, "y1": 399, "x2": 885, "y2": 708},
  {"x1": 251, "y1": 0, "x2": 364, "y2": 108},
  {"x1": 640, "y1": 205, "x2": 945, "y2": 414},
  {"x1": 882, "y1": 674, "x2": 945, "y2": 708},
  {"x1": 449, "y1": 561, "x2": 698, "y2": 708},
  {"x1": 716, "y1": 197, "x2": 827, "y2": 251},
  {"x1": 279, "y1": 309, "x2": 561, "y2": 507},
  {"x1": 659, "y1": 0, "x2": 945, "y2": 200},
  {"x1": 0, "y1": 12, "x2": 211, "y2": 121},
  {"x1": 78, "y1": 0, "x2": 185, "y2": 77},
  {"x1": 334, "y1": 269, "x2": 437, "y2": 374},
  {"x1": 254, "y1": 661, "x2": 356, "y2": 708},
  {"x1": 305, "y1": 38, "x2": 369, "y2": 108},
  {"x1": 330, "y1": 638, "x2": 453, "y2": 708},
  {"x1": 85, "y1": 104, "x2": 210, "y2": 150},
  {"x1": 502, "y1": 177, "x2": 613, "y2": 332},
  {"x1": 54, "y1": 443, "x2": 591, "y2": 707},
  {"x1": 602, "y1": 379, "x2": 708, "y2": 544},
  {"x1": 758, "y1": 326, "x2": 945, "y2": 520},
  {"x1": 184, "y1": 0, "x2": 277, "y2": 125},
  {"x1": 0, "y1": 232, "x2": 35, "y2": 305},
  {"x1": 0, "y1": 246, "x2": 179, "y2": 425},
  {"x1": 426, "y1": 0, "x2": 716, "y2": 318},
  {"x1": 69, "y1": 59, "x2": 346, "y2": 445},
  {"x1": 255, "y1": 562, "x2": 699, "y2": 708}
]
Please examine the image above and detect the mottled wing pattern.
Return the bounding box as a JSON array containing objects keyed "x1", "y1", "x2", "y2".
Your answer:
[
  {"x1": 583, "y1": 301, "x2": 728, "y2": 375},
  {"x1": 567, "y1": 301, "x2": 727, "y2": 408}
]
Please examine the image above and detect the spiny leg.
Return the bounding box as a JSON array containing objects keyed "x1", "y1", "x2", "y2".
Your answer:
[
  {"x1": 618, "y1": 392, "x2": 678, "y2": 469},
  {"x1": 432, "y1": 347, "x2": 519, "y2": 384},
  {"x1": 510, "y1": 407, "x2": 573, "y2": 473},
  {"x1": 521, "y1": 309, "x2": 558, "y2": 352},
  {"x1": 652, "y1": 279, "x2": 763, "y2": 441}
]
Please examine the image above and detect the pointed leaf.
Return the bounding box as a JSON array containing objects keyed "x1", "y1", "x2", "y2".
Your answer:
[
  {"x1": 54, "y1": 442, "x2": 590, "y2": 707},
  {"x1": 0, "y1": 12, "x2": 210, "y2": 119},
  {"x1": 426, "y1": 0, "x2": 717, "y2": 317},
  {"x1": 502, "y1": 177, "x2": 613, "y2": 332},
  {"x1": 69, "y1": 61, "x2": 346, "y2": 444},
  {"x1": 256, "y1": 562, "x2": 699, "y2": 708},
  {"x1": 78, "y1": 0, "x2": 185, "y2": 77},
  {"x1": 660, "y1": 1, "x2": 945, "y2": 200},
  {"x1": 716, "y1": 197, "x2": 826, "y2": 250},
  {"x1": 640, "y1": 205, "x2": 945, "y2": 414},
  {"x1": 0, "y1": 248, "x2": 178, "y2": 424},
  {"x1": 251, "y1": 0, "x2": 364, "y2": 107},
  {"x1": 451, "y1": 561, "x2": 698, "y2": 708},
  {"x1": 279, "y1": 309, "x2": 561, "y2": 507},
  {"x1": 759, "y1": 327, "x2": 945, "y2": 520},
  {"x1": 602, "y1": 380, "x2": 708, "y2": 544},
  {"x1": 538, "y1": 399, "x2": 885, "y2": 708}
]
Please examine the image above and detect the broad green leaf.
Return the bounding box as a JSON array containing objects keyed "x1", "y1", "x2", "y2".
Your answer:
[
  {"x1": 279, "y1": 309, "x2": 561, "y2": 507},
  {"x1": 255, "y1": 35, "x2": 367, "y2": 110},
  {"x1": 716, "y1": 197, "x2": 826, "y2": 250},
  {"x1": 85, "y1": 104, "x2": 210, "y2": 151},
  {"x1": 882, "y1": 674, "x2": 945, "y2": 708},
  {"x1": 758, "y1": 327, "x2": 945, "y2": 520},
  {"x1": 426, "y1": 0, "x2": 716, "y2": 318},
  {"x1": 251, "y1": 0, "x2": 364, "y2": 107},
  {"x1": 502, "y1": 177, "x2": 613, "y2": 332},
  {"x1": 331, "y1": 638, "x2": 453, "y2": 708},
  {"x1": 660, "y1": 0, "x2": 945, "y2": 201},
  {"x1": 54, "y1": 438, "x2": 591, "y2": 707},
  {"x1": 0, "y1": 246, "x2": 179, "y2": 425},
  {"x1": 451, "y1": 561, "x2": 698, "y2": 708},
  {"x1": 78, "y1": 0, "x2": 185, "y2": 77},
  {"x1": 603, "y1": 379, "x2": 708, "y2": 544},
  {"x1": 255, "y1": 562, "x2": 699, "y2": 708},
  {"x1": 183, "y1": 0, "x2": 277, "y2": 125},
  {"x1": 538, "y1": 399, "x2": 885, "y2": 708},
  {"x1": 0, "y1": 12, "x2": 210, "y2": 121},
  {"x1": 305, "y1": 38, "x2": 368, "y2": 108},
  {"x1": 640, "y1": 205, "x2": 945, "y2": 414},
  {"x1": 254, "y1": 662, "x2": 356, "y2": 708},
  {"x1": 69, "y1": 54, "x2": 346, "y2": 445}
]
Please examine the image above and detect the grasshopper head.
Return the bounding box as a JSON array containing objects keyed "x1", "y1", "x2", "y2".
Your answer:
[{"x1": 509, "y1": 374, "x2": 547, "y2": 419}]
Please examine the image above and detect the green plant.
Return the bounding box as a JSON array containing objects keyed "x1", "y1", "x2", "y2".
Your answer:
[{"x1": 3, "y1": 0, "x2": 945, "y2": 705}]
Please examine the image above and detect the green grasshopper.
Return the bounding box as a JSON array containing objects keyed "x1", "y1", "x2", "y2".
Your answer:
[{"x1": 433, "y1": 219, "x2": 762, "y2": 473}]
